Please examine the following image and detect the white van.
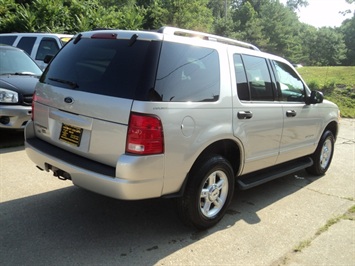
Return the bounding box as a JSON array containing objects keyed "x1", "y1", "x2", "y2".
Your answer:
[{"x1": 0, "y1": 33, "x2": 72, "y2": 69}]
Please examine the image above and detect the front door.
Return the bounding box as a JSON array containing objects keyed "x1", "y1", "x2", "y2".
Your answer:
[{"x1": 271, "y1": 60, "x2": 321, "y2": 164}]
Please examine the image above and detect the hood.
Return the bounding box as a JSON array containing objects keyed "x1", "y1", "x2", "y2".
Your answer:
[{"x1": 0, "y1": 75, "x2": 40, "y2": 95}]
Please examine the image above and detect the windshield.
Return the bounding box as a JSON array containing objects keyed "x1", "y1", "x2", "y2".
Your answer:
[{"x1": 0, "y1": 48, "x2": 42, "y2": 76}]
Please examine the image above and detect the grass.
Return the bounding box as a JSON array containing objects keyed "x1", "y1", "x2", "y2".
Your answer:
[
  {"x1": 293, "y1": 204, "x2": 355, "y2": 253},
  {"x1": 297, "y1": 66, "x2": 355, "y2": 118}
]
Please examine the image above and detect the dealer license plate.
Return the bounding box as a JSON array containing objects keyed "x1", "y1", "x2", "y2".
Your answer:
[{"x1": 59, "y1": 124, "x2": 83, "y2": 147}]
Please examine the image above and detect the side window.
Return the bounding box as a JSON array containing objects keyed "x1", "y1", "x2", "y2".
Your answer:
[
  {"x1": 0, "y1": 36, "x2": 17, "y2": 45},
  {"x1": 233, "y1": 54, "x2": 250, "y2": 101},
  {"x1": 16, "y1": 37, "x2": 36, "y2": 56},
  {"x1": 273, "y1": 60, "x2": 305, "y2": 102},
  {"x1": 155, "y1": 42, "x2": 220, "y2": 102},
  {"x1": 242, "y1": 55, "x2": 274, "y2": 101},
  {"x1": 36, "y1": 38, "x2": 60, "y2": 60}
]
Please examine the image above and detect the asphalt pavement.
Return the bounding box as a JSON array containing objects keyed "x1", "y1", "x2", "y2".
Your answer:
[{"x1": 0, "y1": 119, "x2": 354, "y2": 265}]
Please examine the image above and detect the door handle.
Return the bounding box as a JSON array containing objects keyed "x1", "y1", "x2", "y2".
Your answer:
[
  {"x1": 238, "y1": 111, "x2": 253, "y2": 119},
  {"x1": 286, "y1": 110, "x2": 297, "y2": 117}
]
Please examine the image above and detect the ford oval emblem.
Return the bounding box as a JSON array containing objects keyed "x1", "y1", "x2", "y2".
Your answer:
[{"x1": 64, "y1": 97, "x2": 74, "y2": 104}]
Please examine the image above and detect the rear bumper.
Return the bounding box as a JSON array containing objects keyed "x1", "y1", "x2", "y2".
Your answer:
[
  {"x1": 25, "y1": 120, "x2": 164, "y2": 200},
  {"x1": 0, "y1": 105, "x2": 31, "y2": 128}
]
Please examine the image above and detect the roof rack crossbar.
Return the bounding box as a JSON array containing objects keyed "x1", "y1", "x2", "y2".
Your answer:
[{"x1": 158, "y1": 26, "x2": 259, "y2": 51}]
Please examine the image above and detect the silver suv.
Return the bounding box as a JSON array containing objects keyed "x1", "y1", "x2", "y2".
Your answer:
[{"x1": 25, "y1": 27, "x2": 339, "y2": 229}]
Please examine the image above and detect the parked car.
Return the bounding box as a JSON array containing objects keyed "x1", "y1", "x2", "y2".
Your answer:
[
  {"x1": 0, "y1": 33, "x2": 72, "y2": 69},
  {"x1": 0, "y1": 45, "x2": 42, "y2": 129},
  {"x1": 25, "y1": 27, "x2": 339, "y2": 229}
]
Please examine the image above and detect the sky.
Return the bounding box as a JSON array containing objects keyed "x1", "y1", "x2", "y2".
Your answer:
[{"x1": 282, "y1": 0, "x2": 354, "y2": 28}]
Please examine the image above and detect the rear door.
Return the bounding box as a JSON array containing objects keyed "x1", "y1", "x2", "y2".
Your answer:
[{"x1": 231, "y1": 53, "x2": 283, "y2": 174}]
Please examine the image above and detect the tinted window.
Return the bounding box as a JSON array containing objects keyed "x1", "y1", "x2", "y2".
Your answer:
[
  {"x1": 41, "y1": 38, "x2": 160, "y2": 100},
  {"x1": 273, "y1": 60, "x2": 305, "y2": 102},
  {"x1": 233, "y1": 54, "x2": 249, "y2": 101},
  {"x1": 0, "y1": 36, "x2": 17, "y2": 45},
  {"x1": 242, "y1": 55, "x2": 274, "y2": 101},
  {"x1": 36, "y1": 38, "x2": 60, "y2": 60},
  {"x1": 154, "y1": 42, "x2": 220, "y2": 102},
  {"x1": 17, "y1": 37, "x2": 36, "y2": 55}
]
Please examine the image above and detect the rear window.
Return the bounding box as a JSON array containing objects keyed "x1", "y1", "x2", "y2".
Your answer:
[
  {"x1": 154, "y1": 42, "x2": 220, "y2": 102},
  {"x1": 41, "y1": 38, "x2": 161, "y2": 100}
]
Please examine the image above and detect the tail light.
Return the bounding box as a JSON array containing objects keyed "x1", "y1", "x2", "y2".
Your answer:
[
  {"x1": 126, "y1": 112, "x2": 164, "y2": 155},
  {"x1": 31, "y1": 91, "x2": 37, "y2": 121}
]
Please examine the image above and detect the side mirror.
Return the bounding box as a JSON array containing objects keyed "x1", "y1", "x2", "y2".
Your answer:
[
  {"x1": 43, "y1": 55, "x2": 54, "y2": 64},
  {"x1": 306, "y1": 90, "x2": 323, "y2": 105}
]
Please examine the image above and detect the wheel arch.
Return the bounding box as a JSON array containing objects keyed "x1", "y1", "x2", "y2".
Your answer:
[
  {"x1": 324, "y1": 120, "x2": 338, "y2": 140},
  {"x1": 195, "y1": 139, "x2": 242, "y2": 176},
  {"x1": 169, "y1": 139, "x2": 242, "y2": 198}
]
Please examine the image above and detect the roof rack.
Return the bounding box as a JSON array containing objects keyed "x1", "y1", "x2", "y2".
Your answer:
[{"x1": 157, "y1": 26, "x2": 259, "y2": 51}]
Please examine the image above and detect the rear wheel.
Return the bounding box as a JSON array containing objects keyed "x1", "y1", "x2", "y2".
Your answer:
[
  {"x1": 177, "y1": 155, "x2": 235, "y2": 230},
  {"x1": 306, "y1": 130, "x2": 335, "y2": 175}
]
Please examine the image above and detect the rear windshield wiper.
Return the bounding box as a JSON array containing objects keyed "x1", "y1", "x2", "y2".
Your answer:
[
  {"x1": 48, "y1": 77, "x2": 79, "y2": 89},
  {"x1": 1, "y1": 72, "x2": 38, "y2": 76}
]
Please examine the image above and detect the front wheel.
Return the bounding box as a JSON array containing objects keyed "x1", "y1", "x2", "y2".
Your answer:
[
  {"x1": 177, "y1": 155, "x2": 235, "y2": 230},
  {"x1": 306, "y1": 130, "x2": 335, "y2": 176}
]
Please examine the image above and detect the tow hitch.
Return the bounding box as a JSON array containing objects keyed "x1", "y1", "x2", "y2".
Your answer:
[{"x1": 45, "y1": 163, "x2": 72, "y2": 180}]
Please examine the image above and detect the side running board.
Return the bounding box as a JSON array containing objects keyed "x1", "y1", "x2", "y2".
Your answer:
[{"x1": 237, "y1": 157, "x2": 313, "y2": 190}]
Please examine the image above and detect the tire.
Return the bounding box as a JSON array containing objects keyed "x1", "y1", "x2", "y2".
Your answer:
[
  {"x1": 177, "y1": 155, "x2": 235, "y2": 230},
  {"x1": 306, "y1": 130, "x2": 335, "y2": 176}
]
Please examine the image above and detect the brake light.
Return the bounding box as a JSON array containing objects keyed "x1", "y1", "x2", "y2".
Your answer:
[
  {"x1": 126, "y1": 113, "x2": 164, "y2": 155},
  {"x1": 91, "y1": 33, "x2": 117, "y2": 39},
  {"x1": 31, "y1": 91, "x2": 37, "y2": 121}
]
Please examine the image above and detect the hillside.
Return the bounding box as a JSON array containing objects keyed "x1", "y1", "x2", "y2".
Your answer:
[{"x1": 298, "y1": 67, "x2": 355, "y2": 118}]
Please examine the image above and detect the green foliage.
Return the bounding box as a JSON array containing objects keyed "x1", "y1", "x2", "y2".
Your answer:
[
  {"x1": 258, "y1": 1, "x2": 301, "y2": 59},
  {"x1": 232, "y1": 1, "x2": 268, "y2": 47},
  {"x1": 298, "y1": 66, "x2": 355, "y2": 118},
  {"x1": 340, "y1": 14, "x2": 355, "y2": 65},
  {"x1": 286, "y1": 0, "x2": 309, "y2": 10},
  {"x1": 142, "y1": 0, "x2": 169, "y2": 29},
  {"x1": 308, "y1": 27, "x2": 347, "y2": 66},
  {"x1": 0, "y1": 0, "x2": 20, "y2": 32},
  {"x1": 164, "y1": 0, "x2": 213, "y2": 32}
]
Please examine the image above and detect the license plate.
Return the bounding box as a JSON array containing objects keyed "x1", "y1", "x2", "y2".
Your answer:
[{"x1": 59, "y1": 124, "x2": 83, "y2": 147}]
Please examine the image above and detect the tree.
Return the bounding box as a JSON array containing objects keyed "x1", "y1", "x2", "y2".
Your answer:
[
  {"x1": 141, "y1": 0, "x2": 169, "y2": 29},
  {"x1": 163, "y1": 0, "x2": 214, "y2": 32},
  {"x1": 231, "y1": 1, "x2": 267, "y2": 47},
  {"x1": 286, "y1": 0, "x2": 308, "y2": 10},
  {"x1": 340, "y1": 14, "x2": 355, "y2": 65},
  {"x1": 297, "y1": 23, "x2": 317, "y2": 65},
  {"x1": 308, "y1": 27, "x2": 346, "y2": 66},
  {"x1": 209, "y1": 0, "x2": 228, "y2": 18},
  {"x1": 0, "y1": 0, "x2": 18, "y2": 32},
  {"x1": 259, "y1": 1, "x2": 302, "y2": 61}
]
